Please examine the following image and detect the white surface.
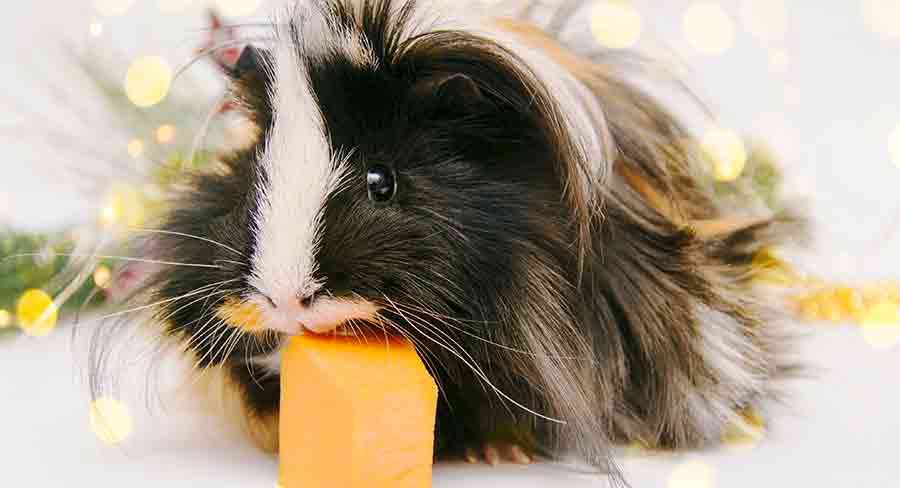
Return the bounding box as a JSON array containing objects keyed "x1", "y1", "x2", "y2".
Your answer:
[
  {"x1": 2, "y1": 1, "x2": 900, "y2": 487},
  {"x1": 3, "y1": 321, "x2": 900, "y2": 487}
]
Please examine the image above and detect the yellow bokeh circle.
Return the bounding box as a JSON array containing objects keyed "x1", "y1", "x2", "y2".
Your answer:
[
  {"x1": 721, "y1": 410, "x2": 766, "y2": 451},
  {"x1": 701, "y1": 127, "x2": 747, "y2": 182},
  {"x1": 862, "y1": 0, "x2": 900, "y2": 39},
  {"x1": 94, "y1": 265, "x2": 113, "y2": 290},
  {"x1": 770, "y1": 49, "x2": 789, "y2": 72},
  {"x1": 861, "y1": 301, "x2": 900, "y2": 349},
  {"x1": 156, "y1": 124, "x2": 177, "y2": 144},
  {"x1": 590, "y1": 1, "x2": 643, "y2": 49},
  {"x1": 684, "y1": 2, "x2": 735, "y2": 56},
  {"x1": 213, "y1": 0, "x2": 261, "y2": 17},
  {"x1": 669, "y1": 459, "x2": 715, "y2": 488},
  {"x1": 90, "y1": 397, "x2": 134, "y2": 445},
  {"x1": 0, "y1": 309, "x2": 12, "y2": 328},
  {"x1": 93, "y1": 0, "x2": 135, "y2": 16},
  {"x1": 16, "y1": 289, "x2": 58, "y2": 337},
  {"x1": 89, "y1": 21, "x2": 104, "y2": 37},
  {"x1": 100, "y1": 184, "x2": 145, "y2": 228},
  {"x1": 888, "y1": 123, "x2": 900, "y2": 168},
  {"x1": 157, "y1": 0, "x2": 194, "y2": 14},
  {"x1": 124, "y1": 56, "x2": 172, "y2": 108},
  {"x1": 741, "y1": 0, "x2": 788, "y2": 43},
  {"x1": 127, "y1": 138, "x2": 144, "y2": 159}
]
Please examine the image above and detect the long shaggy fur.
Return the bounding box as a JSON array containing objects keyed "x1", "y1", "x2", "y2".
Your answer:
[{"x1": 87, "y1": 1, "x2": 804, "y2": 483}]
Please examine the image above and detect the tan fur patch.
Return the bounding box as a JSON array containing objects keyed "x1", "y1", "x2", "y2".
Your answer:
[
  {"x1": 690, "y1": 217, "x2": 770, "y2": 239},
  {"x1": 619, "y1": 163, "x2": 684, "y2": 223},
  {"x1": 497, "y1": 18, "x2": 766, "y2": 243},
  {"x1": 190, "y1": 366, "x2": 281, "y2": 454},
  {"x1": 247, "y1": 412, "x2": 280, "y2": 454},
  {"x1": 216, "y1": 297, "x2": 266, "y2": 332},
  {"x1": 494, "y1": 18, "x2": 611, "y2": 82}
]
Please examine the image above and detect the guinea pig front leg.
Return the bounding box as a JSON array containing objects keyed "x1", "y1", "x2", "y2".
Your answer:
[
  {"x1": 462, "y1": 434, "x2": 537, "y2": 466},
  {"x1": 227, "y1": 362, "x2": 281, "y2": 454},
  {"x1": 433, "y1": 380, "x2": 543, "y2": 465}
]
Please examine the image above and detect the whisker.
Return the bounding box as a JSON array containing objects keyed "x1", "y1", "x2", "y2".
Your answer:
[
  {"x1": 373, "y1": 315, "x2": 450, "y2": 404},
  {"x1": 192, "y1": 320, "x2": 231, "y2": 371},
  {"x1": 183, "y1": 310, "x2": 232, "y2": 353},
  {"x1": 129, "y1": 228, "x2": 246, "y2": 257},
  {"x1": 392, "y1": 303, "x2": 491, "y2": 397},
  {"x1": 187, "y1": 92, "x2": 229, "y2": 172},
  {"x1": 158, "y1": 288, "x2": 236, "y2": 333},
  {"x1": 156, "y1": 278, "x2": 238, "y2": 322},
  {"x1": 244, "y1": 333, "x2": 266, "y2": 390},
  {"x1": 382, "y1": 294, "x2": 566, "y2": 425},
  {"x1": 219, "y1": 326, "x2": 245, "y2": 364},
  {"x1": 89, "y1": 279, "x2": 241, "y2": 323},
  {"x1": 5, "y1": 253, "x2": 222, "y2": 269},
  {"x1": 210, "y1": 320, "x2": 242, "y2": 365},
  {"x1": 392, "y1": 301, "x2": 592, "y2": 363},
  {"x1": 400, "y1": 310, "x2": 516, "y2": 418}
]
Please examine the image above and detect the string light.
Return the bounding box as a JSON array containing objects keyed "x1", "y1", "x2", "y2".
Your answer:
[
  {"x1": 93, "y1": 265, "x2": 113, "y2": 290},
  {"x1": 590, "y1": 1, "x2": 643, "y2": 49},
  {"x1": 16, "y1": 289, "x2": 58, "y2": 337},
  {"x1": 683, "y1": 2, "x2": 735, "y2": 56},
  {"x1": 124, "y1": 56, "x2": 172, "y2": 108},
  {"x1": 861, "y1": 300, "x2": 900, "y2": 349},
  {"x1": 888, "y1": 123, "x2": 900, "y2": 168},
  {"x1": 668, "y1": 459, "x2": 715, "y2": 488},
  {"x1": 721, "y1": 410, "x2": 766, "y2": 451},
  {"x1": 101, "y1": 205, "x2": 118, "y2": 226},
  {"x1": 0, "y1": 309, "x2": 11, "y2": 328},
  {"x1": 100, "y1": 184, "x2": 145, "y2": 228},
  {"x1": 90, "y1": 397, "x2": 134, "y2": 445},
  {"x1": 127, "y1": 138, "x2": 144, "y2": 159},
  {"x1": 93, "y1": 0, "x2": 135, "y2": 17},
  {"x1": 862, "y1": 0, "x2": 900, "y2": 39},
  {"x1": 701, "y1": 127, "x2": 747, "y2": 182},
  {"x1": 156, "y1": 124, "x2": 177, "y2": 144},
  {"x1": 89, "y1": 20, "x2": 104, "y2": 37},
  {"x1": 770, "y1": 49, "x2": 790, "y2": 73},
  {"x1": 741, "y1": 0, "x2": 788, "y2": 44},
  {"x1": 623, "y1": 440, "x2": 650, "y2": 457},
  {"x1": 213, "y1": 0, "x2": 261, "y2": 17},
  {"x1": 790, "y1": 279, "x2": 900, "y2": 350},
  {"x1": 157, "y1": 0, "x2": 193, "y2": 13}
]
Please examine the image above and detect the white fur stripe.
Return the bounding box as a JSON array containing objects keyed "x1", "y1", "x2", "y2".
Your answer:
[{"x1": 249, "y1": 19, "x2": 345, "y2": 304}]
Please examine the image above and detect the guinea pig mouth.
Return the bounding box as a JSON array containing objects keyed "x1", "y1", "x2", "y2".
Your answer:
[
  {"x1": 292, "y1": 298, "x2": 381, "y2": 336},
  {"x1": 217, "y1": 296, "x2": 381, "y2": 336},
  {"x1": 325, "y1": 323, "x2": 361, "y2": 337}
]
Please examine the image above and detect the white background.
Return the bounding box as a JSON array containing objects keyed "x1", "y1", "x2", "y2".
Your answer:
[{"x1": 2, "y1": 1, "x2": 900, "y2": 487}]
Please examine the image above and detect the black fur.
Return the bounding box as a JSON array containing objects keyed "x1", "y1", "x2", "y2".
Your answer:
[{"x1": 128, "y1": 0, "x2": 802, "y2": 480}]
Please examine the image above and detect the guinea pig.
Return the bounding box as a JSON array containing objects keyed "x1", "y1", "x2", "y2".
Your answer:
[{"x1": 112, "y1": 0, "x2": 803, "y2": 476}]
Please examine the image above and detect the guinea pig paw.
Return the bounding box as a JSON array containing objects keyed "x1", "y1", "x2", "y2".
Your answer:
[{"x1": 464, "y1": 443, "x2": 534, "y2": 466}]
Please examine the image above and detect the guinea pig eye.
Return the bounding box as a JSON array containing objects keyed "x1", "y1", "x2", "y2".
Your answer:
[{"x1": 366, "y1": 165, "x2": 397, "y2": 203}]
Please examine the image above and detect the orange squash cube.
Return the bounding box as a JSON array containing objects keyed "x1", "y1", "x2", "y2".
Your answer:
[{"x1": 279, "y1": 335, "x2": 438, "y2": 488}]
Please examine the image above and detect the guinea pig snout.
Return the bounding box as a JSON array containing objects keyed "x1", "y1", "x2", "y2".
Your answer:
[
  {"x1": 259, "y1": 293, "x2": 380, "y2": 336},
  {"x1": 294, "y1": 298, "x2": 381, "y2": 335}
]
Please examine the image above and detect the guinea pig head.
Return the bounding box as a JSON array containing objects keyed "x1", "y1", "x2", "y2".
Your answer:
[{"x1": 151, "y1": 3, "x2": 597, "y2": 373}]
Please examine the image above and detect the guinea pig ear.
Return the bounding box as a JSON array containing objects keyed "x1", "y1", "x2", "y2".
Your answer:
[
  {"x1": 424, "y1": 73, "x2": 489, "y2": 117},
  {"x1": 228, "y1": 45, "x2": 274, "y2": 129},
  {"x1": 435, "y1": 74, "x2": 484, "y2": 108},
  {"x1": 230, "y1": 45, "x2": 266, "y2": 79}
]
